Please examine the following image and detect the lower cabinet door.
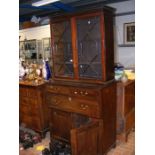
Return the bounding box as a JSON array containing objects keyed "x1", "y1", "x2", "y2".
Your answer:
[
  {"x1": 71, "y1": 120, "x2": 103, "y2": 155},
  {"x1": 50, "y1": 109, "x2": 73, "y2": 141},
  {"x1": 50, "y1": 108, "x2": 103, "y2": 155}
]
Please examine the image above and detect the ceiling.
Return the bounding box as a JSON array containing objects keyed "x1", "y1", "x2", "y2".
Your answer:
[{"x1": 19, "y1": 0, "x2": 130, "y2": 22}]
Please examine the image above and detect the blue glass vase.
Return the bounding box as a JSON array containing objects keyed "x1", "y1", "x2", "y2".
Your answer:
[
  {"x1": 42, "y1": 60, "x2": 51, "y2": 80},
  {"x1": 45, "y1": 60, "x2": 51, "y2": 80}
]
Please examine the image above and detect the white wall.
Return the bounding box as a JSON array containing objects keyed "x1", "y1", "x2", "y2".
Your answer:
[
  {"x1": 19, "y1": 0, "x2": 135, "y2": 68},
  {"x1": 108, "y1": 0, "x2": 135, "y2": 67},
  {"x1": 19, "y1": 24, "x2": 50, "y2": 41}
]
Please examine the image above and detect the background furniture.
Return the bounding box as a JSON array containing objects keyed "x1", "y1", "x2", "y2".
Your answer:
[
  {"x1": 116, "y1": 80, "x2": 135, "y2": 142},
  {"x1": 19, "y1": 82, "x2": 49, "y2": 137},
  {"x1": 19, "y1": 38, "x2": 51, "y2": 63},
  {"x1": 19, "y1": 39, "x2": 42, "y2": 62}
]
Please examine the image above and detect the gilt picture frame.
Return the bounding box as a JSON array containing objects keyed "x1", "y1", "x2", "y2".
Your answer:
[{"x1": 124, "y1": 22, "x2": 135, "y2": 45}]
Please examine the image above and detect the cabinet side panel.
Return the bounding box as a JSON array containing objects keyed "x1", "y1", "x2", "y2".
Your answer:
[
  {"x1": 104, "y1": 11, "x2": 115, "y2": 81},
  {"x1": 101, "y1": 82, "x2": 116, "y2": 153}
]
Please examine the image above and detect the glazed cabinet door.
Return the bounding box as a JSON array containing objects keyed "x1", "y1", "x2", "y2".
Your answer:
[
  {"x1": 50, "y1": 9, "x2": 115, "y2": 82},
  {"x1": 76, "y1": 15, "x2": 102, "y2": 79},
  {"x1": 51, "y1": 20, "x2": 74, "y2": 78},
  {"x1": 71, "y1": 120, "x2": 103, "y2": 155}
]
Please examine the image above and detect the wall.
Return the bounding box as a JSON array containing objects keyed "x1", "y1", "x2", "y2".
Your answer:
[
  {"x1": 19, "y1": 24, "x2": 50, "y2": 41},
  {"x1": 108, "y1": 0, "x2": 135, "y2": 68},
  {"x1": 19, "y1": 0, "x2": 135, "y2": 68}
]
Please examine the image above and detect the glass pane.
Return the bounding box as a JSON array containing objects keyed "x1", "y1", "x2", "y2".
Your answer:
[
  {"x1": 24, "y1": 40, "x2": 38, "y2": 62},
  {"x1": 52, "y1": 21, "x2": 74, "y2": 77},
  {"x1": 43, "y1": 38, "x2": 51, "y2": 60},
  {"x1": 19, "y1": 41, "x2": 25, "y2": 58},
  {"x1": 77, "y1": 16, "x2": 102, "y2": 79}
]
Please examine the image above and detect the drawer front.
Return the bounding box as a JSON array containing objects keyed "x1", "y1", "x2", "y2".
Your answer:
[
  {"x1": 20, "y1": 115, "x2": 32, "y2": 128},
  {"x1": 27, "y1": 88, "x2": 38, "y2": 98},
  {"x1": 46, "y1": 85, "x2": 99, "y2": 100},
  {"x1": 29, "y1": 98, "x2": 39, "y2": 107},
  {"x1": 20, "y1": 87, "x2": 38, "y2": 98},
  {"x1": 46, "y1": 85, "x2": 70, "y2": 94},
  {"x1": 20, "y1": 87, "x2": 28, "y2": 97},
  {"x1": 69, "y1": 87, "x2": 98, "y2": 100},
  {"x1": 31, "y1": 107, "x2": 40, "y2": 116},
  {"x1": 46, "y1": 94, "x2": 100, "y2": 118},
  {"x1": 20, "y1": 104, "x2": 31, "y2": 115},
  {"x1": 20, "y1": 97, "x2": 29, "y2": 105},
  {"x1": 31, "y1": 117, "x2": 42, "y2": 131}
]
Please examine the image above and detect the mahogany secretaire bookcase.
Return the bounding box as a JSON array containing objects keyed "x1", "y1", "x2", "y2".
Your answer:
[{"x1": 45, "y1": 6, "x2": 116, "y2": 155}]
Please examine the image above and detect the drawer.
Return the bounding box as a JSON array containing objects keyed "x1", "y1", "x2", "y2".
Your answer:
[
  {"x1": 46, "y1": 85, "x2": 70, "y2": 94},
  {"x1": 31, "y1": 117, "x2": 42, "y2": 131},
  {"x1": 46, "y1": 85, "x2": 99, "y2": 100},
  {"x1": 20, "y1": 104, "x2": 31, "y2": 115},
  {"x1": 20, "y1": 115, "x2": 32, "y2": 128},
  {"x1": 20, "y1": 87, "x2": 28, "y2": 97},
  {"x1": 31, "y1": 107, "x2": 40, "y2": 116},
  {"x1": 69, "y1": 87, "x2": 99, "y2": 100},
  {"x1": 27, "y1": 88, "x2": 38, "y2": 98},
  {"x1": 46, "y1": 94, "x2": 100, "y2": 118},
  {"x1": 29, "y1": 98, "x2": 39, "y2": 107},
  {"x1": 20, "y1": 87, "x2": 38, "y2": 98},
  {"x1": 20, "y1": 97, "x2": 29, "y2": 105}
]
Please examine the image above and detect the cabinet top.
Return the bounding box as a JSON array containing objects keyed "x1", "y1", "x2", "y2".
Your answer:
[
  {"x1": 19, "y1": 80, "x2": 46, "y2": 87},
  {"x1": 117, "y1": 80, "x2": 135, "y2": 86},
  {"x1": 50, "y1": 6, "x2": 115, "y2": 20}
]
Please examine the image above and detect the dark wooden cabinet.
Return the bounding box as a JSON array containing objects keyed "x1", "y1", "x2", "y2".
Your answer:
[
  {"x1": 19, "y1": 83, "x2": 49, "y2": 137},
  {"x1": 50, "y1": 7, "x2": 114, "y2": 83},
  {"x1": 116, "y1": 80, "x2": 135, "y2": 142},
  {"x1": 46, "y1": 6, "x2": 116, "y2": 155},
  {"x1": 46, "y1": 81, "x2": 116, "y2": 155}
]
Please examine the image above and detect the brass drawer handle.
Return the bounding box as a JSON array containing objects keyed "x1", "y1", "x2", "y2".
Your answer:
[
  {"x1": 85, "y1": 91, "x2": 88, "y2": 95},
  {"x1": 68, "y1": 97, "x2": 72, "y2": 101},
  {"x1": 85, "y1": 105, "x2": 88, "y2": 108},
  {"x1": 49, "y1": 86, "x2": 54, "y2": 89},
  {"x1": 53, "y1": 99, "x2": 59, "y2": 105},
  {"x1": 74, "y1": 91, "x2": 78, "y2": 94},
  {"x1": 80, "y1": 104, "x2": 84, "y2": 108},
  {"x1": 80, "y1": 91, "x2": 83, "y2": 95},
  {"x1": 49, "y1": 86, "x2": 59, "y2": 91},
  {"x1": 79, "y1": 91, "x2": 88, "y2": 96},
  {"x1": 80, "y1": 104, "x2": 88, "y2": 110}
]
